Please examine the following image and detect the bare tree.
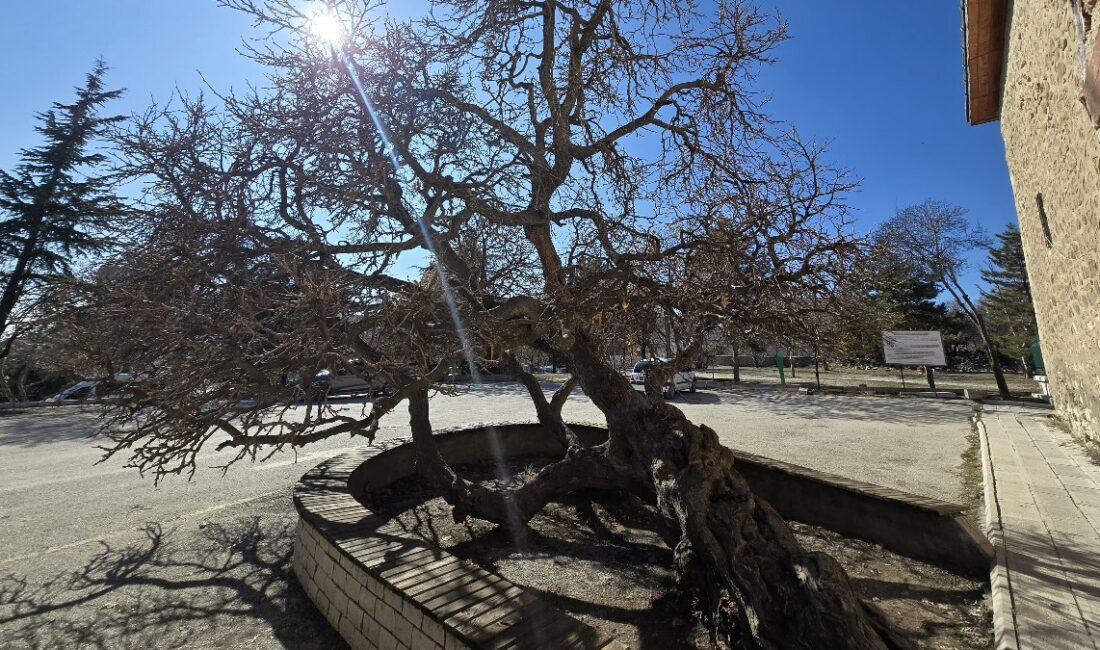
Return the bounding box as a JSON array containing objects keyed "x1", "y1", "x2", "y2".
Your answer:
[
  {"x1": 61, "y1": 1, "x2": 910, "y2": 647},
  {"x1": 877, "y1": 200, "x2": 1009, "y2": 398},
  {"x1": 790, "y1": 253, "x2": 899, "y2": 386}
]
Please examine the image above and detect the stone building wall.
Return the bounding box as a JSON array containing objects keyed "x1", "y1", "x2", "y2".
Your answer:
[{"x1": 999, "y1": 0, "x2": 1100, "y2": 440}]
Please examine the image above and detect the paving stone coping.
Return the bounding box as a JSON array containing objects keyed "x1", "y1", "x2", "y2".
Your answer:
[
  {"x1": 292, "y1": 422, "x2": 619, "y2": 650},
  {"x1": 293, "y1": 421, "x2": 993, "y2": 648},
  {"x1": 974, "y1": 413, "x2": 1018, "y2": 649},
  {"x1": 974, "y1": 408, "x2": 1100, "y2": 649},
  {"x1": 711, "y1": 381, "x2": 968, "y2": 399},
  {"x1": 731, "y1": 447, "x2": 965, "y2": 514}
]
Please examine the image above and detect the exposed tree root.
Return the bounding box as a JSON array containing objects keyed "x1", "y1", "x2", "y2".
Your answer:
[{"x1": 406, "y1": 382, "x2": 912, "y2": 649}]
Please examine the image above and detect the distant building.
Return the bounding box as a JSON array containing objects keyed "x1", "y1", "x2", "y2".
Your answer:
[{"x1": 963, "y1": 0, "x2": 1100, "y2": 440}]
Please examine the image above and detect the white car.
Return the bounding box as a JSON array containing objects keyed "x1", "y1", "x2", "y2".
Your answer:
[
  {"x1": 312, "y1": 360, "x2": 392, "y2": 397},
  {"x1": 45, "y1": 373, "x2": 138, "y2": 402},
  {"x1": 630, "y1": 359, "x2": 696, "y2": 398}
]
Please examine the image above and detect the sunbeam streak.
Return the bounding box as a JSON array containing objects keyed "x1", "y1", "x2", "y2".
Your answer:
[
  {"x1": 332, "y1": 46, "x2": 481, "y2": 382},
  {"x1": 316, "y1": 21, "x2": 530, "y2": 548}
]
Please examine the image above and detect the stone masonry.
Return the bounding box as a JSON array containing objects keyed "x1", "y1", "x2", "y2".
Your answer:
[{"x1": 995, "y1": 0, "x2": 1100, "y2": 441}]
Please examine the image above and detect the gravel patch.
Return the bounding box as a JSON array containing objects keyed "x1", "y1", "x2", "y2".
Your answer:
[{"x1": 424, "y1": 382, "x2": 975, "y2": 503}]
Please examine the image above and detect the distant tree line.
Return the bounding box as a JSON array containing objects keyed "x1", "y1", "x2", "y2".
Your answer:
[{"x1": 704, "y1": 200, "x2": 1039, "y2": 398}]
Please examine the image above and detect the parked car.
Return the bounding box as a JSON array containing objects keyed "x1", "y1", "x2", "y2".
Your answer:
[
  {"x1": 312, "y1": 360, "x2": 392, "y2": 397},
  {"x1": 44, "y1": 380, "x2": 99, "y2": 402},
  {"x1": 629, "y1": 359, "x2": 696, "y2": 398},
  {"x1": 45, "y1": 372, "x2": 138, "y2": 402}
]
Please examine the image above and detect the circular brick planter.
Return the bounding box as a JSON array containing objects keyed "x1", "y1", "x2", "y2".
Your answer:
[
  {"x1": 292, "y1": 422, "x2": 619, "y2": 650},
  {"x1": 293, "y1": 422, "x2": 993, "y2": 649}
]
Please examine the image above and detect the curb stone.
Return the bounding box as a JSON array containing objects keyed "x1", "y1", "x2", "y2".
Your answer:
[{"x1": 973, "y1": 411, "x2": 1020, "y2": 649}]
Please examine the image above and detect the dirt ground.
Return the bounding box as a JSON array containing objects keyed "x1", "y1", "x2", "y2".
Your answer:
[
  {"x1": 0, "y1": 489, "x2": 345, "y2": 650},
  {"x1": 369, "y1": 459, "x2": 993, "y2": 650}
]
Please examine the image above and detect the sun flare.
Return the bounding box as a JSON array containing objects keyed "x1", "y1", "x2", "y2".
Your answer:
[{"x1": 307, "y1": 8, "x2": 346, "y2": 46}]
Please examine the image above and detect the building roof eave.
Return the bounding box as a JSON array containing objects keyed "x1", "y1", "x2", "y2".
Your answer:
[{"x1": 962, "y1": 0, "x2": 1008, "y2": 125}]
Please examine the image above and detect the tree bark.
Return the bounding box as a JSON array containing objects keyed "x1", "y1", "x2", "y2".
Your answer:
[
  {"x1": 0, "y1": 360, "x2": 10, "y2": 402},
  {"x1": 14, "y1": 363, "x2": 30, "y2": 402},
  {"x1": 987, "y1": 345, "x2": 1011, "y2": 399},
  {"x1": 814, "y1": 344, "x2": 821, "y2": 389},
  {"x1": 567, "y1": 334, "x2": 908, "y2": 649},
  {"x1": 663, "y1": 310, "x2": 675, "y2": 358},
  {"x1": 732, "y1": 342, "x2": 741, "y2": 384},
  {"x1": 0, "y1": 211, "x2": 45, "y2": 358},
  {"x1": 502, "y1": 352, "x2": 582, "y2": 451},
  {"x1": 407, "y1": 389, "x2": 623, "y2": 527},
  {"x1": 943, "y1": 272, "x2": 1010, "y2": 399},
  {"x1": 969, "y1": 308, "x2": 1010, "y2": 399}
]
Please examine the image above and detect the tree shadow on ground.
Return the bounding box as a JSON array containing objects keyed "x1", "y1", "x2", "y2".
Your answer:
[
  {"x1": 444, "y1": 493, "x2": 688, "y2": 650},
  {"x1": 444, "y1": 380, "x2": 971, "y2": 426},
  {"x1": 1001, "y1": 523, "x2": 1100, "y2": 616},
  {"x1": 709, "y1": 387, "x2": 972, "y2": 425},
  {"x1": 0, "y1": 518, "x2": 344, "y2": 649},
  {"x1": 438, "y1": 379, "x2": 562, "y2": 398},
  {"x1": 369, "y1": 476, "x2": 690, "y2": 649},
  {"x1": 0, "y1": 409, "x2": 101, "y2": 448},
  {"x1": 669, "y1": 391, "x2": 722, "y2": 405}
]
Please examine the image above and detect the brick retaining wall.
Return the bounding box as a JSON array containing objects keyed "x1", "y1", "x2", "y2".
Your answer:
[
  {"x1": 293, "y1": 431, "x2": 617, "y2": 650},
  {"x1": 294, "y1": 517, "x2": 463, "y2": 650},
  {"x1": 731, "y1": 449, "x2": 993, "y2": 578},
  {"x1": 293, "y1": 422, "x2": 992, "y2": 648}
]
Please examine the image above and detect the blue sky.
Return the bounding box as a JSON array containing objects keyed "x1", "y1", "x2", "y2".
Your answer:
[{"x1": 0, "y1": 1, "x2": 1016, "y2": 292}]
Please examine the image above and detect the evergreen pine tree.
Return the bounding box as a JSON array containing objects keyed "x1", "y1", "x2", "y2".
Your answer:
[
  {"x1": 867, "y1": 239, "x2": 949, "y2": 361},
  {"x1": 0, "y1": 61, "x2": 124, "y2": 358},
  {"x1": 879, "y1": 260, "x2": 948, "y2": 331},
  {"x1": 981, "y1": 223, "x2": 1039, "y2": 372}
]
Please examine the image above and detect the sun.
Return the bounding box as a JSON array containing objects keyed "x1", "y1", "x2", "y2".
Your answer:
[{"x1": 307, "y1": 8, "x2": 346, "y2": 47}]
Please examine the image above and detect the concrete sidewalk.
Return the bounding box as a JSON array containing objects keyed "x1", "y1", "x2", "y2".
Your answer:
[{"x1": 979, "y1": 405, "x2": 1100, "y2": 649}]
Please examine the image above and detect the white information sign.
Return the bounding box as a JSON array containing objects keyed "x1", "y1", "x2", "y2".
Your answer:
[{"x1": 882, "y1": 331, "x2": 947, "y2": 366}]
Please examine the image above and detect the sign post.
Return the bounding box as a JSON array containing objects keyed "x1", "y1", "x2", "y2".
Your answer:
[{"x1": 882, "y1": 331, "x2": 947, "y2": 391}]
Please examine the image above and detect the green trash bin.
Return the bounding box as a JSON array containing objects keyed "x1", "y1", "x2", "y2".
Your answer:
[{"x1": 1029, "y1": 336, "x2": 1045, "y2": 375}]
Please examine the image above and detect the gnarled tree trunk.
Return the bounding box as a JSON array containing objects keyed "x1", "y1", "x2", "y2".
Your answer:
[
  {"x1": 568, "y1": 335, "x2": 907, "y2": 649},
  {"x1": 410, "y1": 335, "x2": 909, "y2": 650}
]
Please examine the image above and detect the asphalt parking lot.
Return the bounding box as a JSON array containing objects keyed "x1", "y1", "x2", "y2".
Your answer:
[{"x1": 0, "y1": 383, "x2": 975, "y2": 648}]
